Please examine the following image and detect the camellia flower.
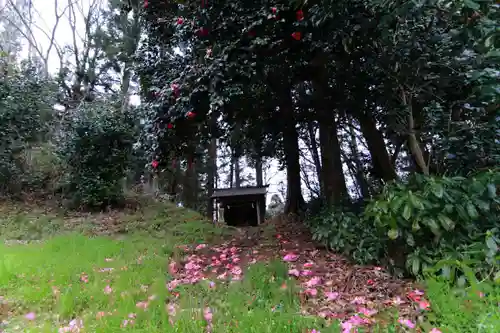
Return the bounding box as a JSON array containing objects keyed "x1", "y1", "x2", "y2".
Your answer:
[
  {"x1": 325, "y1": 291, "x2": 339, "y2": 301},
  {"x1": 398, "y1": 318, "x2": 416, "y2": 329},
  {"x1": 283, "y1": 253, "x2": 299, "y2": 262},
  {"x1": 304, "y1": 288, "x2": 318, "y2": 297},
  {"x1": 203, "y1": 307, "x2": 213, "y2": 322},
  {"x1": 296, "y1": 9, "x2": 304, "y2": 21}
]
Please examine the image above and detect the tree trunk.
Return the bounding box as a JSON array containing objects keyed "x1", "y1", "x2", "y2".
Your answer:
[
  {"x1": 182, "y1": 153, "x2": 198, "y2": 209},
  {"x1": 318, "y1": 116, "x2": 348, "y2": 204},
  {"x1": 306, "y1": 121, "x2": 322, "y2": 190},
  {"x1": 228, "y1": 147, "x2": 234, "y2": 188},
  {"x1": 347, "y1": 121, "x2": 370, "y2": 198},
  {"x1": 312, "y1": 77, "x2": 348, "y2": 204},
  {"x1": 401, "y1": 89, "x2": 429, "y2": 175},
  {"x1": 279, "y1": 87, "x2": 305, "y2": 214},
  {"x1": 234, "y1": 155, "x2": 241, "y2": 188},
  {"x1": 357, "y1": 111, "x2": 398, "y2": 182},
  {"x1": 207, "y1": 137, "x2": 217, "y2": 219},
  {"x1": 231, "y1": 121, "x2": 242, "y2": 188}
]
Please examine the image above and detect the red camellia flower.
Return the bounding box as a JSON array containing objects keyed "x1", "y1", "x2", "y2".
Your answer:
[
  {"x1": 291, "y1": 32, "x2": 301, "y2": 40},
  {"x1": 197, "y1": 27, "x2": 209, "y2": 36},
  {"x1": 167, "y1": 123, "x2": 173, "y2": 129},
  {"x1": 187, "y1": 111, "x2": 195, "y2": 119},
  {"x1": 177, "y1": 17, "x2": 184, "y2": 24},
  {"x1": 143, "y1": 0, "x2": 148, "y2": 8},
  {"x1": 271, "y1": 7, "x2": 277, "y2": 13},
  {"x1": 151, "y1": 160, "x2": 159, "y2": 169},
  {"x1": 296, "y1": 9, "x2": 304, "y2": 21}
]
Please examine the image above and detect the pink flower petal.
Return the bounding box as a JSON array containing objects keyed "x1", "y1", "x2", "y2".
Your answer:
[
  {"x1": 304, "y1": 288, "x2": 318, "y2": 297},
  {"x1": 351, "y1": 296, "x2": 366, "y2": 305},
  {"x1": 203, "y1": 307, "x2": 213, "y2": 322},
  {"x1": 301, "y1": 270, "x2": 314, "y2": 276},
  {"x1": 231, "y1": 266, "x2": 242, "y2": 275},
  {"x1": 103, "y1": 285, "x2": 112, "y2": 294},
  {"x1": 358, "y1": 307, "x2": 377, "y2": 317},
  {"x1": 398, "y1": 318, "x2": 416, "y2": 329},
  {"x1": 429, "y1": 329, "x2": 442, "y2": 333},
  {"x1": 195, "y1": 244, "x2": 207, "y2": 250},
  {"x1": 419, "y1": 300, "x2": 431, "y2": 310},
  {"x1": 288, "y1": 269, "x2": 300, "y2": 277},
  {"x1": 168, "y1": 261, "x2": 178, "y2": 274},
  {"x1": 325, "y1": 291, "x2": 339, "y2": 301},
  {"x1": 305, "y1": 276, "x2": 322, "y2": 287},
  {"x1": 283, "y1": 253, "x2": 299, "y2": 262},
  {"x1": 25, "y1": 312, "x2": 36, "y2": 321},
  {"x1": 136, "y1": 301, "x2": 149, "y2": 310}
]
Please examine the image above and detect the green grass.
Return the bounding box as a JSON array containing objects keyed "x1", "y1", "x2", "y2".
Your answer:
[
  {"x1": 0, "y1": 234, "x2": 327, "y2": 332},
  {"x1": 0, "y1": 203, "x2": 327, "y2": 332},
  {"x1": 0, "y1": 202, "x2": 498, "y2": 332},
  {"x1": 421, "y1": 278, "x2": 500, "y2": 333}
]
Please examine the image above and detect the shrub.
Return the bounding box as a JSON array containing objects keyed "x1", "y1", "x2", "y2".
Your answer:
[
  {"x1": 309, "y1": 171, "x2": 499, "y2": 282},
  {"x1": 309, "y1": 206, "x2": 386, "y2": 265},
  {"x1": 363, "y1": 170, "x2": 499, "y2": 280},
  {"x1": 56, "y1": 102, "x2": 136, "y2": 209},
  {"x1": 0, "y1": 60, "x2": 56, "y2": 195}
]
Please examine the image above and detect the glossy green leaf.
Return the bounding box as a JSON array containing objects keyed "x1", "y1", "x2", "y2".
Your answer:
[
  {"x1": 402, "y1": 204, "x2": 412, "y2": 221},
  {"x1": 437, "y1": 214, "x2": 455, "y2": 231}
]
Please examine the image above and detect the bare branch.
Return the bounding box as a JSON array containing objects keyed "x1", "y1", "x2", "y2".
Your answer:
[{"x1": 4, "y1": 0, "x2": 68, "y2": 75}]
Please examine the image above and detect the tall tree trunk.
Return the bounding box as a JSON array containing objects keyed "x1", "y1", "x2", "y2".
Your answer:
[
  {"x1": 312, "y1": 76, "x2": 348, "y2": 204},
  {"x1": 306, "y1": 121, "x2": 322, "y2": 190},
  {"x1": 234, "y1": 155, "x2": 241, "y2": 188},
  {"x1": 182, "y1": 153, "x2": 198, "y2": 209},
  {"x1": 357, "y1": 111, "x2": 398, "y2": 182},
  {"x1": 228, "y1": 147, "x2": 234, "y2": 188},
  {"x1": 279, "y1": 87, "x2": 305, "y2": 214},
  {"x1": 318, "y1": 116, "x2": 348, "y2": 204},
  {"x1": 207, "y1": 137, "x2": 217, "y2": 219},
  {"x1": 231, "y1": 121, "x2": 242, "y2": 188},
  {"x1": 255, "y1": 138, "x2": 264, "y2": 187},
  {"x1": 347, "y1": 121, "x2": 370, "y2": 198}
]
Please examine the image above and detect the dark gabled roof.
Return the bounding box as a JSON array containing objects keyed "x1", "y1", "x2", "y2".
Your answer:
[{"x1": 211, "y1": 186, "x2": 268, "y2": 198}]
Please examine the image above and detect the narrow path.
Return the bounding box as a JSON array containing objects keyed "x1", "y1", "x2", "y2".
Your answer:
[{"x1": 168, "y1": 216, "x2": 429, "y2": 330}]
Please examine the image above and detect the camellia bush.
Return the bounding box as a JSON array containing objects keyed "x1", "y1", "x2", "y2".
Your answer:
[
  {"x1": 0, "y1": 59, "x2": 56, "y2": 195},
  {"x1": 56, "y1": 101, "x2": 137, "y2": 209}
]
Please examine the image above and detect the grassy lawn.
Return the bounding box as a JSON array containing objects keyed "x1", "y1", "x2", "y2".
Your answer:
[{"x1": 0, "y1": 202, "x2": 498, "y2": 333}]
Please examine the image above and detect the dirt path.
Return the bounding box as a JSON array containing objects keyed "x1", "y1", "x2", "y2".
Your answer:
[{"x1": 168, "y1": 216, "x2": 428, "y2": 330}]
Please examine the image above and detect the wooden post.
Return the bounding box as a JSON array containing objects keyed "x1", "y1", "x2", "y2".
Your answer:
[{"x1": 256, "y1": 200, "x2": 261, "y2": 225}]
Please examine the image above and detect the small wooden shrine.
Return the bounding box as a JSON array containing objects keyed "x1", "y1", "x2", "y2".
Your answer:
[{"x1": 211, "y1": 186, "x2": 268, "y2": 226}]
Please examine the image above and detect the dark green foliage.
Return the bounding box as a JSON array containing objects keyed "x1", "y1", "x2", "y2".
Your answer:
[
  {"x1": 309, "y1": 207, "x2": 386, "y2": 265},
  {"x1": 56, "y1": 102, "x2": 136, "y2": 209},
  {"x1": 310, "y1": 170, "x2": 500, "y2": 281},
  {"x1": 0, "y1": 60, "x2": 56, "y2": 194}
]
